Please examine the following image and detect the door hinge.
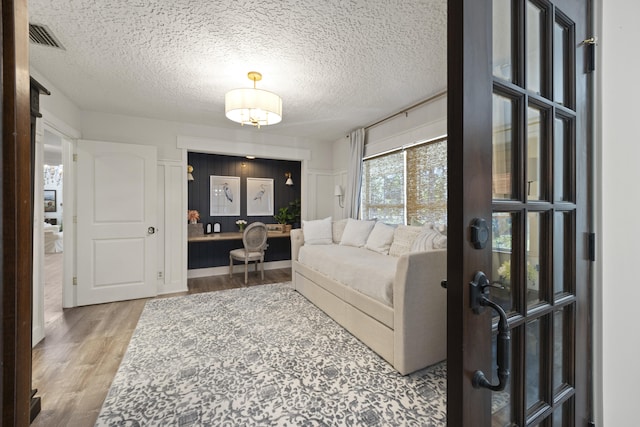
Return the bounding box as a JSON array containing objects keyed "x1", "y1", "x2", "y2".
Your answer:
[
  {"x1": 73, "y1": 277, "x2": 78, "y2": 286},
  {"x1": 582, "y1": 36, "x2": 597, "y2": 73},
  {"x1": 73, "y1": 153, "x2": 78, "y2": 162},
  {"x1": 588, "y1": 233, "x2": 596, "y2": 262}
]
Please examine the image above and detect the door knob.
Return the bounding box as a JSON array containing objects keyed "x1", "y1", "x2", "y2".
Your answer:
[
  {"x1": 147, "y1": 226, "x2": 156, "y2": 235},
  {"x1": 470, "y1": 271, "x2": 511, "y2": 392}
]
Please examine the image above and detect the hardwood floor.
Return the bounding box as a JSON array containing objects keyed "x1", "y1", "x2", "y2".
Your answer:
[{"x1": 31, "y1": 266, "x2": 292, "y2": 427}]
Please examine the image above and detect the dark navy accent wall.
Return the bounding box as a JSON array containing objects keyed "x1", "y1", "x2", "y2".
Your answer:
[{"x1": 187, "y1": 152, "x2": 301, "y2": 269}]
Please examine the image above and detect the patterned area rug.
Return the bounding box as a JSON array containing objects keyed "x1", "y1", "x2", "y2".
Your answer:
[{"x1": 95, "y1": 283, "x2": 447, "y2": 426}]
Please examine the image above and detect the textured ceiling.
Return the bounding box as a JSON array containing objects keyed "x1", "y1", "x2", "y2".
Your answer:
[{"x1": 28, "y1": 0, "x2": 447, "y2": 142}]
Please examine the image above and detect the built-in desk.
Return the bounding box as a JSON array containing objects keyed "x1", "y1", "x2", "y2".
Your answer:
[
  {"x1": 188, "y1": 230, "x2": 292, "y2": 272},
  {"x1": 188, "y1": 230, "x2": 290, "y2": 242}
]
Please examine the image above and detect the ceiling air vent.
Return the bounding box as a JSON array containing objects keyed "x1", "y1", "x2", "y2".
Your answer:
[{"x1": 29, "y1": 23, "x2": 64, "y2": 49}]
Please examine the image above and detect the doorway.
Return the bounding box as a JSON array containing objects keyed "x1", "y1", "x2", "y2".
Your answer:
[{"x1": 42, "y1": 130, "x2": 65, "y2": 328}]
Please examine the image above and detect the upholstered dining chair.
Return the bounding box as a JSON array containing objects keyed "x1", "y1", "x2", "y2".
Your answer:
[{"x1": 229, "y1": 222, "x2": 268, "y2": 284}]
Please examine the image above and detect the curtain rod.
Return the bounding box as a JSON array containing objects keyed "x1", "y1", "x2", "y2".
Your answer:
[{"x1": 363, "y1": 89, "x2": 447, "y2": 132}]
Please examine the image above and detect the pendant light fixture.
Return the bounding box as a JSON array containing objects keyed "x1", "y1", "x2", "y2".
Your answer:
[{"x1": 225, "y1": 71, "x2": 282, "y2": 128}]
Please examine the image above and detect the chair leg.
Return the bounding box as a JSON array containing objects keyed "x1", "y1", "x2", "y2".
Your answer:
[
  {"x1": 244, "y1": 259, "x2": 248, "y2": 285},
  {"x1": 229, "y1": 256, "x2": 233, "y2": 278},
  {"x1": 261, "y1": 256, "x2": 264, "y2": 280}
]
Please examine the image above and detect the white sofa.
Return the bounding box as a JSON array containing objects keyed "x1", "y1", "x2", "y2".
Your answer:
[{"x1": 290, "y1": 218, "x2": 447, "y2": 375}]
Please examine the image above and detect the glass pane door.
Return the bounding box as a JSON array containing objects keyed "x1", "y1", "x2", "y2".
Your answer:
[{"x1": 490, "y1": 0, "x2": 585, "y2": 424}]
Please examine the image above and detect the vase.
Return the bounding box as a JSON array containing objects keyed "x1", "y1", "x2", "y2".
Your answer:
[
  {"x1": 238, "y1": 225, "x2": 245, "y2": 232},
  {"x1": 190, "y1": 219, "x2": 197, "y2": 224}
]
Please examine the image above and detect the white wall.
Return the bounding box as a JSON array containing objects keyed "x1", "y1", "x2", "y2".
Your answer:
[
  {"x1": 598, "y1": 0, "x2": 640, "y2": 424},
  {"x1": 30, "y1": 69, "x2": 82, "y2": 133}
]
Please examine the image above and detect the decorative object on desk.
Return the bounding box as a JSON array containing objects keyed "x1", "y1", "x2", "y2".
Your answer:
[
  {"x1": 289, "y1": 198, "x2": 301, "y2": 228},
  {"x1": 205, "y1": 223, "x2": 212, "y2": 234},
  {"x1": 274, "y1": 206, "x2": 293, "y2": 232},
  {"x1": 210, "y1": 175, "x2": 240, "y2": 216},
  {"x1": 213, "y1": 222, "x2": 221, "y2": 233},
  {"x1": 44, "y1": 189, "x2": 56, "y2": 212},
  {"x1": 235, "y1": 219, "x2": 247, "y2": 232},
  {"x1": 187, "y1": 209, "x2": 200, "y2": 224},
  {"x1": 285, "y1": 172, "x2": 294, "y2": 186},
  {"x1": 266, "y1": 223, "x2": 283, "y2": 232},
  {"x1": 246, "y1": 177, "x2": 274, "y2": 216},
  {"x1": 187, "y1": 165, "x2": 194, "y2": 181},
  {"x1": 187, "y1": 223, "x2": 204, "y2": 237}
]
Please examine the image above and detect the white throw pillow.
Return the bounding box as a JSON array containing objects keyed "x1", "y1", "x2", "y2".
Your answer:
[
  {"x1": 331, "y1": 218, "x2": 348, "y2": 243},
  {"x1": 411, "y1": 226, "x2": 447, "y2": 252},
  {"x1": 365, "y1": 222, "x2": 396, "y2": 255},
  {"x1": 339, "y1": 219, "x2": 376, "y2": 248},
  {"x1": 388, "y1": 225, "x2": 423, "y2": 257},
  {"x1": 302, "y1": 217, "x2": 333, "y2": 245}
]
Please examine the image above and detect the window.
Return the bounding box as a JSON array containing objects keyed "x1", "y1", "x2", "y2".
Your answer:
[{"x1": 361, "y1": 138, "x2": 447, "y2": 225}]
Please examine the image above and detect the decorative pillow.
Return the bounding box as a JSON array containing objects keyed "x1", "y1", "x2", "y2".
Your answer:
[
  {"x1": 302, "y1": 217, "x2": 333, "y2": 245},
  {"x1": 411, "y1": 226, "x2": 448, "y2": 252},
  {"x1": 389, "y1": 225, "x2": 423, "y2": 257},
  {"x1": 365, "y1": 222, "x2": 396, "y2": 255},
  {"x1": 331, "y1": 219, "x2": 348, "y2": 243},
  {"x1": 339, "y1": 219, "x2": 376, "y2": 248}
]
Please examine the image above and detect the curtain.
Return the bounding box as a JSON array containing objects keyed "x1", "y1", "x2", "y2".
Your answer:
[{"x1": 345, "y1": 128, "x2": 365, "y2": 219}]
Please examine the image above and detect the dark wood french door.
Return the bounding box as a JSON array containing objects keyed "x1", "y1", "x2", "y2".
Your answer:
[{"x1": 447, "y1": 0, "x2": 591, "y2": 425}]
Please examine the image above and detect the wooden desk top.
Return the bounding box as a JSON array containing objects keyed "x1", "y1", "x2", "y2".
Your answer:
[{"x1": 188, "y1": 230, "x2": 290, "y2": 242}]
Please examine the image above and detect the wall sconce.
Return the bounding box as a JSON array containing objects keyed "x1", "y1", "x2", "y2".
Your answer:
[
  {"x1": 334, "y1": 184, "x2": 344, "y2": 208},
  {"x1": 187, "y1": 165, "x2": 194, "y2": 181},
  {"x1": 285, "y1": 172, "x2": 294, "y2": 186}
]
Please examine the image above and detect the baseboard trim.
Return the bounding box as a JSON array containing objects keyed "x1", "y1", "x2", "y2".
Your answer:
[{"x1": 187, "y1": 260, "x2": 292, "y2": 279}]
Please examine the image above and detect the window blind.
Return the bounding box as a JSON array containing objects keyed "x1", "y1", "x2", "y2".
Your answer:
[{"x1": 361, "y1": 138, "x2": 447, "y2": 225}]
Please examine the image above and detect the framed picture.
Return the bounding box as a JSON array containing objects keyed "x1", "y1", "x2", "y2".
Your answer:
[
  {"x1": 246, "y1": 178, "x2": 274, "y2": 216},
  {"x1": 44, "y1": 190, "x2": 57, "y2": 212},
  {"x1": 210, "y1": 176, "x2": 240, "y2": 216}
]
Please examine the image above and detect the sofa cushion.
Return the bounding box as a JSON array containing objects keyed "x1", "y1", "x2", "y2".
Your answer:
[
  {"x1": 340, "y1": 219, "x2": 376, "y2": 248},
  {"x1": 389, "y1": 225, "x2": 423, "y2": 257},
  {"x1": 298, "y1": 244, "x2": 398, "y2": 306},
  {"x1": 365, "y1": 222, "x2": 396, "y2": 255},
  {"x1": 302, "y1": 217, "x2": 333, "y2": 245},
  {"x1": 332, "y1": 219, "x2": 348, "y2": 243},
  {"x1": 411, "y1": 225, "x2": 448, "y2": 251}
]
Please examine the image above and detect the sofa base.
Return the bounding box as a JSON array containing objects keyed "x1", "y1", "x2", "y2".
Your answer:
[{"x1": 294, "y1": 266, "x2": 395, "y2": 365}]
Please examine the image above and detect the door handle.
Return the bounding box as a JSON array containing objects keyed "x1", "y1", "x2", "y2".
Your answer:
[
  {"x1": 147, "y1": 226, "x2": 156, "y2": 235},
  {"x1": 469, "y1": 271, "x2": 511, "y2": 392}
]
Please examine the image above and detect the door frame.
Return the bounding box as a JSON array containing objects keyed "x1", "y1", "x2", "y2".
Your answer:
[
  {"x1": 1, "y1": 0, "x2": 34, "y2": 423},
  {"x1": 447, "y1": 0, "x2": 494, "y2": 424},
  {"x1": 39, "y1": 111, "x2": 81, "y2": 309}
]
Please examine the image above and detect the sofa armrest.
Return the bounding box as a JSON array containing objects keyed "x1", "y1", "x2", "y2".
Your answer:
[
  {"x1": 290, "y1": 228, "x2": 304, "y2": 261},
  {"x1": 393, "y1": 249, "x2": 447, "y2": 374}
]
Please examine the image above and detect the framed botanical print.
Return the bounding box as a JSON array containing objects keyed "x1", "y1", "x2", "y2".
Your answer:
[
  {"x1": 246, "y1": 178, "x2": 274, "y2": 216},
  {"x1": 210, "y1": 176, "x2": 240, "y2": 216}
]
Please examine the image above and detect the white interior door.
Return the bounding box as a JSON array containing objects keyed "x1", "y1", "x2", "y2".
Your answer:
[{"x1": 77, "y1": 140, "x2": 157, "y2": 305}]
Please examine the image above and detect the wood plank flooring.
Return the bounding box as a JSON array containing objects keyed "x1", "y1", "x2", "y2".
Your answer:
[{"x1": 31, "y1": 262, "x2": 292, "y2": 427}]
